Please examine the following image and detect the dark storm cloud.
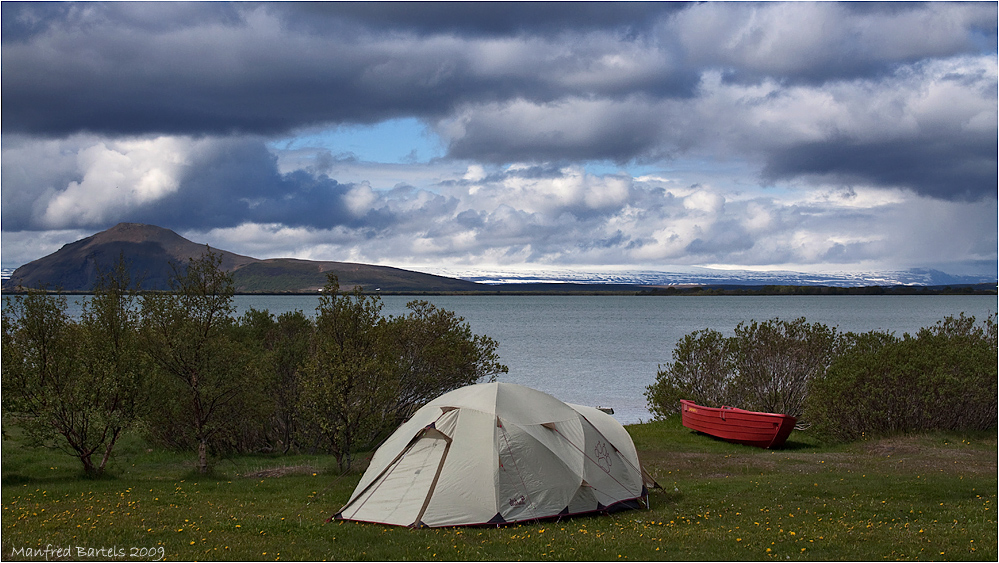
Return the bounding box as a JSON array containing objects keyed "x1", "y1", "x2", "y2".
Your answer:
[
  {"x1": 0, "y1": 135, "x2": 383, "y2": 233},
  {"x1": 444, "y1": 97, "x2": 674, "y2": 164},
  {"x1": 1, "y1": 1, "x2": 996, "y2": 204},
  {"x1": 763, "y1": 135, "x2": 999, "y2": 202},
  {"x1": 0, "y1": 1, "x2": 696, "y2": 137},
  {"x1": 282, "y1": 1, "x2": 687, "y2": 37},
  {"x1": 1, "y1": 1, "x2": 244, "y2": 41},
  {"x1": 133, "y1": 141, "x2": 360, "y2": 231},
  {"x1": 8, "y1": 1, "x2": 990, "y2": 137}
]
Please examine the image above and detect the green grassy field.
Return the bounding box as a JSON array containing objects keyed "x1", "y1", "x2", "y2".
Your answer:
[{"x1": 2, "y1": 417, "x2": 995, "y2": 561}]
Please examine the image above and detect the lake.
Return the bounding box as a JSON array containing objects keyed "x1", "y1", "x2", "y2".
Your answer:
[
  {"x1": 5, "y1": 294, "x2": 995, "y2": 424},
  {"x1": 238, "y1": 294, "x2": 995, "y2": 424}
]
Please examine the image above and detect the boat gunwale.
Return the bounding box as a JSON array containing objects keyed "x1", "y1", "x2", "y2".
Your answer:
[{"x1": 679, "y1": 399, "x2": 795, "y2": 421}]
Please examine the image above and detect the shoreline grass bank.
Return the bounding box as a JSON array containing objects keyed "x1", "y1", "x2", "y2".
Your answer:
[{"x1": 2, "y1": 416, "x2": 995, "y2": 561}]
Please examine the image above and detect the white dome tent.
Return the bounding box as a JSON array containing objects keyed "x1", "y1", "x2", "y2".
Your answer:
[{"x1": 334, "y1": 382, "x2": 656, "y2": 528}]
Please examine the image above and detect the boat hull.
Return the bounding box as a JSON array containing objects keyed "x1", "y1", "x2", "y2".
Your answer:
[{"x1": 680, "y1": 400, "x2": 796, "y2": 448}]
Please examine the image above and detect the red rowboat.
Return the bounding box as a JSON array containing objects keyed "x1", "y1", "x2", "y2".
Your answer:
[{"x1": 680, "y1": 400, "x2": 796, "y2": 449}]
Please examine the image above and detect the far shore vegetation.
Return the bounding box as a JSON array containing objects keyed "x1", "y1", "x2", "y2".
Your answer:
[
  {"x1": 3, "y1": 283, "x2": 996, "y2": 297},
  {"x1": 2, "y1": 250, "x2": 996, "y2": 560}
]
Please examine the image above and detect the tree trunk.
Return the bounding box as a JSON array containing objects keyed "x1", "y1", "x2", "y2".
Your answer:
[
  {"x1": 198, "y1": 439, "x2": 209, "y2": 474},
  {"x1": 98, "y1": 428, "x2": 122, "y2": 474},
  {"x1": 80, "y1": 453, "x2": 97, "y2": 476}
]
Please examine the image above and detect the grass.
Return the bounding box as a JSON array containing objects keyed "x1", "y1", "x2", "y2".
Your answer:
[{"x1": 2, "y1": 417, "x2": 995, "y2": 561}]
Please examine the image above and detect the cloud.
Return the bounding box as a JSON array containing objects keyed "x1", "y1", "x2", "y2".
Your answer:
[
  {"x1": 39, "y1": 137, "x2": 190, "y2": 228},
  {"x1": 278, "y1": 2, "x2": 685, "y2": 37},
  {"x1": 435, "y1": 52, "x2": 997, "y2": 199},
  {"x1": 1, "y1": 2, "x2": 995, "y2": 274},
  {"x1": 5, "y1": 2, "x2": 990, "y2": 136},
  {"x1": 671, "y1": 1, "x2": 996, "y2": 83},
  {"x1": 188, "y1": 168, "x2": 995, "y2": 274},
  {"x1": 3, "y1": 2, "x2": 994, "y2": 200},
  {"x1": 0, "y1": 3, "x2": 695, "y2": 137},
  {"x1": 2, "y1": 135, "x2": 995, "y2": 275},
  {"x1": 438, "y1": 96, "x2": 677, "y2": 163},
  {"x1": 1, "y1": 134, "x2": 361, "y2": 232},
  {"x1": 762, "y1": 135, "x2": 997, "y2": 202}
]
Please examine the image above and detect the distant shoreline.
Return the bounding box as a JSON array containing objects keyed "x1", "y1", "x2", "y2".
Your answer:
[{"x1": 4, "y1": 283, "x2": 995, "y2": 297}]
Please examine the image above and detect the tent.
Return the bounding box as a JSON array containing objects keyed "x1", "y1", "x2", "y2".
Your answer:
[{"x1": 334, "y1": 382, "x2": 656, "y2": 527}]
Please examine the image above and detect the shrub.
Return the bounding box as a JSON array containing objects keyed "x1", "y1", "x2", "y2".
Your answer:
[
  {"x1": 806, "y1": 313, "x2": 998, "y2": 442},
  {"x1": 645, "y1": 329, "x2": 733, "y2": 418},
  {"x1": 297, "y1": 275, "x2": 399, "y2": 472},
  {"x1": 297, "y1": 276, "x2": 508, "y2": 471},
  {"x1": 140, "y1": 249, "x2": 260, "y2": 473},
  {"x1": 729, "y1": 317, "x2": 839, "y2": 418},
  {"x1": 646, "y1": 318, "x2": 838, "y2": 420},
  {"x1": 1, "y1": 257, "x2": 143, "y2": 476}
]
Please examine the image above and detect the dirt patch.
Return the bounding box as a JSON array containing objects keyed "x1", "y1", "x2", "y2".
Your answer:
[
  {"x1": 643, "y1": 451, "x2": 784, "y2": 481},
  {"x1": 863, "y1": 437, "x2": 926, "y2": 457},
  {"x1": 640, "y1": 434, "x2": 997, "y2": 482},
  {"x1": 241, "y1": 465, "x2": 318, "y2": 478},
  {"x1": 856, "y1": 435, "x2": 998, "y2": 475}
]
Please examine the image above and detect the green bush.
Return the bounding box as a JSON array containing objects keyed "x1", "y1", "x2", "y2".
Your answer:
[
  {"x1": 729, "y1": 317, "x2": 839, "y2": 417},
  {"x1": 2, "y1": 257, "x2": 143, "y2": 476},
  {"x1": 645, "y1": 317, "x2": 838, "y2": 419},
  {"x1": 805, "y1": 314, "x2": 998, "y2": 442},
  {"x1": 647, "y1": 313, "x2": 997, "y2": 442},
  {"x1": 645, "y1": 329, "x2": 733, "y2": 418}
]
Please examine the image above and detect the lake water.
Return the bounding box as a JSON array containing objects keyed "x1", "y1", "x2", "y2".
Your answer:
[
  {"x1": 5, "y1": 294, "x2": 995, "y2": 424},
  {"x1": 239, "y1": 294, "x2": 995, "y2": 424}
]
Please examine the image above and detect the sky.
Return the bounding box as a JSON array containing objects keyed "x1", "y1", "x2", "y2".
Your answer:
[{"x1": 2, "y1": 1, "x2": 997, "y2": 278}]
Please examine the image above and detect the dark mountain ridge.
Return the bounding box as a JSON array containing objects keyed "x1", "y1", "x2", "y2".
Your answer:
[{"x1": 3, "y1": 223, "x2": 485, "y2": 293}]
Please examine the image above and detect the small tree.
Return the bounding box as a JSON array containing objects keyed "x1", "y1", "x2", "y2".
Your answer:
[
  {"x1": 297, "y1": 275, "x2": 399, "y2": 472},
  {"x1": 297, "y1": 278, "x2": 511, "y2": 470},
  {"x1": 269, "y1": 310, "x2": 314, "y2": 453},
  {"x1": 140, "y1": 248, "x2": 250, "y2": 473},
  {"x1": 2, "y1": 290, "x2": 84, "y2": 467},
  {"x1": 645, "y1": 328, "x2": 733, "y2": 418},
  {"x1": 232, "y1": 308, "x2": 312, "y2": 453},
  {"x1": 1, "y1": 257, "x2": 141, "y2": 475},
  {"x1": 729, "y1": 317, "x2": 839, "y2": 418},
  {"x1": 75, "y1": 256, "x2": 144, "y2": 472},
  {"x1": 386, "y1": 300, "x2": 507, "y2": 420}
]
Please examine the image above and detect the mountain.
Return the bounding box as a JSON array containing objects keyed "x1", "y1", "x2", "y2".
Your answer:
[
  {"x1": 5, "y1": 223, "x2": 994, "y2": 294},
  {"x1": 3, "y1": 223, "x2": 485, "y2": 293}
]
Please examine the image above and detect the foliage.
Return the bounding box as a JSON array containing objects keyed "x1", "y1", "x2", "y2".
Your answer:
[
  {"x1": 1, "y1": 256, "x2": 142, "y2": 475},
  {"x1": 268, "y1": 310, "x2": 316, "y2": 452},
  {"x1": 295, "y1": 279, "x2": 510, "y2": 472},
  {"x1": 646, "y1": 318, "x2": 838, "y2": 419},
  {"x1": 139, "y1": 248, "x2": 260, "y2": 473},
  {"x1": 807, "y1": 313, "x2": 998, "y2": 441},
  {"x1": 73, "y1": 256, "x2": 145, "y2": 473},
  {"x1": 645, "y1": 329, "x2": 732, "y2": 418},
  {"x1": 297, "y1": 275, "x2": 399, "y2": 472},
  {"x1": 233, "y1": 308, "x2": 314, "y2": 454},
  {"x1": 385, "y1": 300, "x2": 507, "y2": 420},
  {"x1": 729, "y1": 317, "x2": 839, "y2": 417},
  {"x1": 2, "y1": 250, "x2": 505, "y2": 473}
]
